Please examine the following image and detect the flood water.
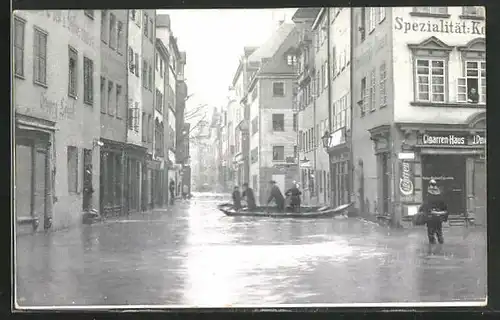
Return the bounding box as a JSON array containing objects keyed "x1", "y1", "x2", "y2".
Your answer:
[{"x1": 15, "y1": 193, "x2": 487, "y2": 308}]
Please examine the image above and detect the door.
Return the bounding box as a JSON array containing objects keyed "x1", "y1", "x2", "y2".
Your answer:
[
  {"x1": 272, "y1": 174, "x2": 286, "y2": 195},
  {"x1": 33, "y1": 149, "x2": 47, "y2": 229},
  {"x1": 474, "y1": 160, "x2": 486, "y2": 225},
  {"x1": 15, "y1": 143, "x2": 33, "y2": 221},
  {"x1": 82, "y1": 149, "x2": 93, "y2": 211},
  {"x1": 381, "y1": 153, "x2": 390, "y2": 215}
]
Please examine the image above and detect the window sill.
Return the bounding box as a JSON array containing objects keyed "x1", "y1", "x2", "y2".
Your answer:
[
  {"x1": 272, "y1": 130, "x2": 285, "y2": 132},
  {"x1": 84, "y1": 100, "x2": 94, "y2": 107},
  {"x1": 101, "y1": 109, "x2": 107, "y2": 114},
  {"x1": 409, "y1": 12, "x2": 451, "y2": 19},
  {"x1": 15, "y1": 73, "x2": 25, "y2": 80},
  {"x1": 369, "y1": 108, "x2": 376, "y2": 113},
  {"x1": 273, "y1": 95, "x2": 285, "y2": 98},
  {"x1": 85, "y1": 13, "x2": 94, "y2": 20},
  {"x1": 368, "y1": 28, "x2": 375, "y2": 35},
  {"x1": 68, "y1": 93, "x2": 77, "y2": 100},
  {"x1": 380, "y1": 103, "x2": 387, "y2": 108},
  {"x1": 33, "y1": 80, "x2": 48, "y2": 88},
  {"x1": 459, "y1": 15, "x2": 485, "y2": 21},
  {"x1": 410, "y1": 101, "x2": 486, "y2": 108}
]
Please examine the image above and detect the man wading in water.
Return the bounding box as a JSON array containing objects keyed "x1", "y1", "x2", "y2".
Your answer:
[{"x1": 418, "y1": 179, "x2": 448, "y2": 245}]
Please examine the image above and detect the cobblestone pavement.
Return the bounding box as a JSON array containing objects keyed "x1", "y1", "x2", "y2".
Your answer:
[{"x1": 15, "y1": 193, "x2": 486, "y2": 307}]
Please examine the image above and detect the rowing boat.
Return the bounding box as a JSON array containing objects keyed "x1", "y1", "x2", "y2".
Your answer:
[{"x1": 217, "y1": 203, "x2": 353, "y2": 219}]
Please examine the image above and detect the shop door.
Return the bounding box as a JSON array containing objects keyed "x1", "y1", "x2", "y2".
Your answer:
[
  {"x1": 33, "y1": 149, "x2": 47, "y2": 227},
  {"x1": 15, "y1": 143, "x2": 33, "y2": 221},
  {"x1": 82, "y1": 149, "x2": 93, "y2": 211},
  {"x1": 474, "y1": 160, "x2": 487, "y2": 225}
]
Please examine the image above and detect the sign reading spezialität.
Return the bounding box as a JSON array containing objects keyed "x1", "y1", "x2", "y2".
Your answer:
[{"x1": 394, "y1": 17, "x2": 485, "y2": 36}]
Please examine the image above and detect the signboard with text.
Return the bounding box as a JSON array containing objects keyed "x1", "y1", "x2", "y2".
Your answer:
[
  {"x1": 394, "y1": 17, "x2": 485, "y2": 36},
  {"x1": 419, "y1": 133, "x2": 486, "y2": 147},
  {"x1": 399, "y1": 160, "x2": 415, "y2": 203}
]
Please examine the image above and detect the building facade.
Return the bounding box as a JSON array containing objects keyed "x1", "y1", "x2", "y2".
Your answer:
[
  {"x1": 351, "y1": 6, "x2": 486, "y2": 226},
  {"x1": 154, "y1": 38, "x2": 167, "y2": 207},
  {"x1": 245, "y1": 23, "x2": 301, "y2": 204},
  {"x1": 13, "y1": 10, "x2": 101, "y2": 233},
  {"x1": 99, "y1": 10, "x2": 128, "y2": 217}
]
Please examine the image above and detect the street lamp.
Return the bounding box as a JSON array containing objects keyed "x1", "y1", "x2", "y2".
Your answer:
[{"x1": 321, "y1": 131, "x2": 331, "y2": 150}]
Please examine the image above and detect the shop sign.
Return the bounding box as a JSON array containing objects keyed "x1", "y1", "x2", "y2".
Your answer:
[
  {"x1": 328, "y1": 128, "x2": 346, "y2": 148},
  {"x1": 394, "y1": 17, "x2": 485, "y2": 36},
  {"x1": 399, "y1": 160, "x2": 415, "y2": 202},
  {"x1": 398, "y1": 152, "x2": 415, "y2": 160},
  {"x1": 420, "y1": 133, "x2": 486, "y2": 146},
  {"x1": 471, "y1": 134, "x2": 486, "y2": 145}
]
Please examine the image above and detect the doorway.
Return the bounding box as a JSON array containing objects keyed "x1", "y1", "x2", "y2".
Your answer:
[
  {"x1": 272, "y1": 174, "x2": 286, "y2": 195},
  {"x1": 82, "y1": 149, "x2": 93, "y2": 211},
  {"x1": 379, "y1": 153, "x2": 390, "y2": 215},
  {"x1": 422, "y1": 155, "x2": 466, "y2": 216},
  {"x1": 473, "y1": 160, "x2": 486, "y2": 225}
]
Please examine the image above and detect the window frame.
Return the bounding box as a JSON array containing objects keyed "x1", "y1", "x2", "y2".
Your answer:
[
  {"x1": 67, "y1": 146, "x2": 79, "y2": 194},
  {"x1": 116, "y1": 84, "x2": 122, "y2": 118},
  {"x1": 143, "y1": 12, "x2": 149, "y2": 37},
  {"x1": 107, "y1": 80, "x2": 114, "y2": 115},
  {"x1": 100, "y1": 76, "x2": 106, "y2": 113},
  {"x1": 109, "y1": 13, "x2": 117, "y2": 50},
  {"x1": 411, "y1": 7, "x2": 449, "y2": 17},
  {"x1": 117, "y1": 21, "x2": 123, "y2": 55},
  {"x1": 369, "y1": 68, "x2": 376, "y2": 111},
  {"x1": 272, "y1": 81, "x2": 285, "y2": 97},
  {"x1": 272, "y1": 145, "x2": 285, "y2": 162},
  {"x1": 68, "y1": 46, "x2": 78, "y2": 98},
  {"x1": 84, "y1": 10, "x2": 94, "y2": 19},
  {"x1": 461, "y1": 6, "x2": 485, "y2": 19},
  {"x1": 368, "y1": 7, "x2": 377, "y2": 33},
  {"x1": 360, "y1": 77, "x2": 367, "y2": 117},
  {"x1": 414, "y1": 58, "x2": 447, "y2": 103},
  {"x1": 33, "y1": 26, "x2": 48, "y2": 87},
  {"x1": 379, "y1": 62, "x2": 387, "y2": 107},
  {"x1": 101, "y1": 10, "x2": 108, "y2": 43},
  {"x1": 14, "y1": 16, "x2": 25, "y2": 78},
  {"x1": 272, "y1": 113, "x2": 285, "y2": 132},
  {"x1": 457, "y1": 60, "x2": 486, "y2": 104},
  {"x1": 378, "y1": 7, "x2": 386, "y2": 23}
]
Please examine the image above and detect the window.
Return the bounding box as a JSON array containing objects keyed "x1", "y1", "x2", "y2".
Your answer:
[
  {"x1": 117, "y1": 21, "x2": 123, "y2": 54},
  {"x1": 415, "y1": 59, "x2": 445, "y2": 103},
  {"x1": 148, "y1": 64, "x2": 153, "y2": 91},
  {"x1": 33, "y1": 27, "x2": 47, "y2": 85},
  {"x1": 142, "y1": 60, "x2": 147, "y2": 87},
  {"x1": 360, "y1": 77, "x2": 367, "y2": 116},
  {"x1": 331, "y1": 46, "x2": 337, "y2": 76},
  {"x1": 368, "y1": 7, "x2": 377, "y2": 33},
  {"x1": 84, "y1": 10, "x2": 94, "y2": 19},
  {"x1": 108, "y1": 80, "x2": 114, "y2": 115},
  {"x1": 149, "y1": 19, "x2": 154, "y2": 40},
  {"x1": 130, "y1": 9, "x2": 136, "y2": 21},
  {"x1": 14, "y1": 17, "x2": 25, "y2": 77},
  {"x1": 143, "y1": 12, "x2": 149, "y2": 37},
  {"x1": 101, "y1": 10, "x2": 107, "y2": 43},
  {"x1": 379, "y1": 62, "x2": 387, "y2": 107},
  {"x1": 458, "y1": 61, "x2": 486, "y2": 104},
  {"x1": 116, "y1": 85, "x2": 122, "y2": 118},
  {"x1": 142, "y1": 112, "x2": 147, "y2": 141},
  {"x1": 293, "y1": 113, "x2": 298, "y2": 131},
  {"x1": 109, "y1": 13, "x2": 116, "y2": 49},
  {"x1": 156, "y1": 53, "x2": 159, "y2": 71},
  {"x1": 378, "y1": 7, "x2": 386, "y2": 23},
  {"x1": 323, "y1": 61, "x2": 328, "y2": 88},
  {"x1": 287, "y1": 55, "x2": 297, "y2": 66},
  {"x1": 250, "y1": 148, "x2": 258, "y2": 164},
  {"x1": 67, "y1": 146, "x2": 78, "y2": 193},
  {"x1": 100, "y1": 76, "x2": 106, "y2": 113},
  {"x1": 68, "y1": 47, "x2": 78, "y2": 97},
  {"x1": 251, "y1": 86, "x2": 258, "y2": 101},
  {"x1": 320, "y1": 63, "x2": 325, "y2": 89},
  {"x1": 160, "y1": 59, "x2": 164, "y2": 77},
  {"x1": 273, "y1": 82, "x2": 285, "y2": 97},
  {"x1": 251, "y1": 116, "x2": 259, "y2": 135},
  {"x1": 294, "y1": 146, "x2": 298, "y2": 159},
  {"x1": 462, "y1": 6, "x2": 485, "y2": 17},
  {"x1": 83, "y1": 57, "x2": 94, "y2": 105},
  {"x1": 272, "y1": 114, "x2": 285, "y2": 131},
  {"x1": 359, "y1": 8, "x2": 366, "y2": 43},
  {"x1": 413, "y1": 7, "x2": 448, "y2": 15},
  {"x1": 128, "y1": 47, "x2": 134, "y2": 72},
  {"x1": 370, "y1": 68, "x2": 376, "y2": 111},
  {"x1": 272, "y1": 146, "x2": 285, "y2": 161},
  {"x1": 155, "y1": 89, "x2": 163, "y2": 113},
  {"x1": 148, "y1": 115, "x2": 153, "y2": 142},
  {"x1": 134, "y1": 53, "x2": 139, "y2": 76}
]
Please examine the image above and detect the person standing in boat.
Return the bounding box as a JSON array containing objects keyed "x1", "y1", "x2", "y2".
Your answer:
[
  {"x1": 285, "y1": 183, "x2": 302, "y2": 212},
  {"x1": 266, "y1": 180, "x2": 285, "y2": 212},
  {"x1": 241, "y1": 183, "x2": 257, "y2": 210},
  {"x1": 232, "y1": 186, "x2": 242, "y2": 210}
]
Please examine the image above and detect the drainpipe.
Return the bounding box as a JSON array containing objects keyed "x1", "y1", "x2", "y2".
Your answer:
[
  {"x1": 326, "y1": 8, "x2": 333, "y2": 206},
  {"x1": 349, "y1": 8, "x2": 355, "y2": 206},
  {"x1": 122, "y1": 11, "x2": 130, "y2": 216}
]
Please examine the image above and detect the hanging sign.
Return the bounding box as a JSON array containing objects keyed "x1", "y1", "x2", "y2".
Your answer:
[{"x1": 399, "y1": 160, "x2": 415, "y2": 202}]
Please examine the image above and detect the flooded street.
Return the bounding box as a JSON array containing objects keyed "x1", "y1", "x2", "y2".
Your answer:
[{"x1": 16, "y1": 193, "x2": 486, "y2": 307}]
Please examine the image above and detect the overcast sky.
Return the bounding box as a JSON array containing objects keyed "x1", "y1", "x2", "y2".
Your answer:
[{"x1": 158, "y1": 8, "x2": 297, "y2": 122}]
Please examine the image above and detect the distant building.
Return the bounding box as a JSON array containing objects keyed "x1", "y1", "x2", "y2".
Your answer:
[
  {"x1": 244, "y1": 23, "x2": 301, "y2": 204},
  {"x1": 351, "y1": 6, "x2": 486, "y2": 226},
  {"x1": 13, "y1": 10, "x2": 101, "y2": 233}
]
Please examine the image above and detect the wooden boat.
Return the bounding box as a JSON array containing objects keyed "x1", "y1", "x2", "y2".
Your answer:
[{"x1": 217, "y1": 202, "x2": 353, "y2": 219}]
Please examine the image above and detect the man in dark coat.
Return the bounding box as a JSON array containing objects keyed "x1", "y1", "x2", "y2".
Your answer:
[
  {"x1": 169, "y1": 179, "x2": 176, "y2": 205},
  {"x1": 242, "y1": 183, "x2": 257, "y2": 210},
  {"x1": 418, "y1": 179, "x2": 448, "y2": 244},
  {"x1": 266, "y1": 180, "x2": 285, "y2": 212},
  {"x1": 232, "y1": 186, "x2": 242, "y2": 210},
  {"x1": 285, "y1": 182, "x2": 302, "y2": 212}
]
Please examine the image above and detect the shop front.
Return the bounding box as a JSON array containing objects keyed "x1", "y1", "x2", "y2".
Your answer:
[
  {"x1": 124, "y1": 144, "x2": 147, "y2": 214},
  {"x1": 15, "y1": 115, "x2": 55, "y2": 234},
  {"x1": 99, "y1": 140, "x2": 125, "y2": 217},
  {"x1": 396, "y1": 122, "x2": 486, "y2": 226},
  {"x1": 324, "y1": 128, "x2": 352, "y2": 209}
]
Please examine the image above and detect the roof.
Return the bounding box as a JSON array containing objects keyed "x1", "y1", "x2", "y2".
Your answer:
[
  {"x1": 292, "y1": 8, "x2": 321, "y2": 22},
  {"x1": 248, "y1": 23, "x2": 295, "y2": 63}
]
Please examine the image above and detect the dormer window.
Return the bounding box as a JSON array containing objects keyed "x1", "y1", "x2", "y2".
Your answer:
[
  {"x1": 462, "y1": 6, "x2": 485, "y2": 19},
  {"x1": 287, "y1": 54, "x2": 297, "y2": 66}
]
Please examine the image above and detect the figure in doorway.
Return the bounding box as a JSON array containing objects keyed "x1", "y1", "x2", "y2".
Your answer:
[
  {"x1": 418, "y1": 179, "x2": 449, "y2": 245},
  {"x1": 169, "y1": 179, "x2": 176, "y2": 205}
]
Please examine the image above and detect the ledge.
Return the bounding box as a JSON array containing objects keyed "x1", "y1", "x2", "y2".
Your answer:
[
  {"x1": 410, "y1": 101, "x2": 486, "y2": 108},
  {"x1": 409, "y1": 12, "x2": 451, "y2": 19},
  {"x1": 459, "y1": 15, "x2": 485, "y2": 21}
]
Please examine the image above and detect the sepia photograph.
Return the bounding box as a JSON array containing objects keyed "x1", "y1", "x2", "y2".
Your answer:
[{"x1": 12, "y1": 6, "x2": 486, "y2": 309}]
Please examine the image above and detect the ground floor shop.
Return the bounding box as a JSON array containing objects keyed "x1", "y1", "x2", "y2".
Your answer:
[
  {"x1": 325, "y1": 128, "x2": 352, "y2": 209},
  {"x1": 362, "y1": 118, "x2": 486, "y2": 227},
  {"x1": 124, "y1": 144, "x2": 147, "y2": 214},
  {"x1": 100, "y1": 140, "x2": 125, "y2": 218},
  {"x1": 15, "y1": 118, "x2": 54, "y2": 234}
]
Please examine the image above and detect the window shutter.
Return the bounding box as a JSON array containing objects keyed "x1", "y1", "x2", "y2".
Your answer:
[{"x1": 457, "y1": 77, "x2": 467, "y2": 103}]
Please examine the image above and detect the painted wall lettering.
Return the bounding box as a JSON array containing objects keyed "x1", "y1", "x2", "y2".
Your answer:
[
  {"x1": 40, "y1": 92, "x2": 76, "y2": 120},
  {"x1": 394, "y1": 17, "x2": 485, "y2": 36},
  {"x1": 399, "y1": 160, "x2": 415, "y2": 202},
  {"x1": 36, "y1": 10, "x2": 96, "y2": 48}
]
